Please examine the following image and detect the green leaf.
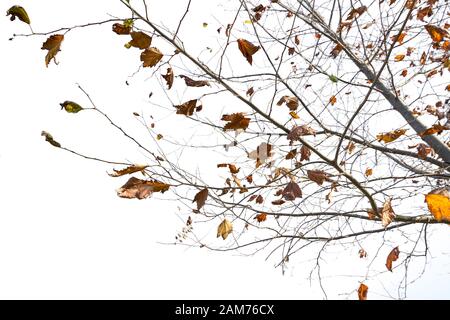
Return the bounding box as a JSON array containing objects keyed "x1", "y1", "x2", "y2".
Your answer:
[
  {"x1": 6, "y1": 5, "x2": 30, "y2": 24},
  {"x1": 60, "y1": 101, "x2": 83, "y2": 113},
  {"x1": 329, "y1": 74, "x2": 338, "y2": 83},
  {"x1": 123, "y1": 18, "x2": 134, "y2": 28}
]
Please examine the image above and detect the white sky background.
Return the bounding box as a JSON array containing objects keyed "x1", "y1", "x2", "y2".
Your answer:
[{"x1": 0, "y1": 0, "x2": 449, "y2": 299}]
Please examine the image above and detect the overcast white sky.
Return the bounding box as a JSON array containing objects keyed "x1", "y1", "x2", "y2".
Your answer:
[{"x1": 0, "y1": 0, "x2": 449, "y2": 300}]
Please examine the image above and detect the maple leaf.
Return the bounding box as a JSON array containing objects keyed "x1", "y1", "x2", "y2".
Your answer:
[
  {"x1": 237, "y1": 38, "x2": 260, "y2": 65},
  {"x1": 386, "y1": 246, "x2": 400, "y2": 272},
  {"x1": 108, "y1": 164, "x2": 148, "y2": 177},
  {"x1": 6, "y1": 5, "x2": 30, "y2": 24},
  {"x1": 116, "y1": 177, "x2": 169, "y2": 199},
  {"x1": 254, "y1": 213, "x2": 267, "y2": 223},
  {"x1": 282, "y1": 181, "x2": 302, "y2": 200},
  {"x1": 175, "y1": 99, "x2": 198, "y2": 116},
  {"x1": 425, "y1": 25, "x2": 449, "y2": 42},
  {"x1": 358, "y1": 284, "x2": 368, "y2": 300},
  {"x1": 126, "y1": 31, "x2": 152, "y2": 49},
  {"x1": 60, "y1": 101, "x2": 83, "y2": 113},
  {"x1": 425, "y1": 188, "x2": 450, "y2": 222},
  {"x1": 217, "y1": 219, "x2": 233, "y2": 240},
  {"x1": 162, "y1": 68, "x2": 174, "y2": 90},
  {"x1": 277, "y1": 96, "x2": 299, "y2": 111},
  {"x1": 193, "y1": 188, "x2": 208, "y2": 210},
  {"x1": 381, "y1": 198, "x2": 396, "y2": 228},
  {"x1": 112, "y1": 23, "x2": 131, "y2": 35},
  {"x1": 376, "y1": 129, "x2": 407, "y2": 143},
  {"x1": 222, "y1": 113, "x2": 250, "y2": 131},
  {"x1": 179, "y1": 75, "x2": 210, "y2": 87},
  {"x1": 41, "y1": 34, "x2": 64, "y2": 67},
  {"x1": 140, "y1": 47, "x2": 163, "y2": 67},
  {"x1": 41, "y1": 131, "x2": 61, "y2": 148},
  {"x1": 307, "y1": 170, "x2": 332, "y2": 185}
]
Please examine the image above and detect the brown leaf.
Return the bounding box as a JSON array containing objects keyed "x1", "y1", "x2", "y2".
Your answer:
[
  {"x1": 401, "y1": 69, "x2": 408, "y2": 77},
  {"x1": 108, "y1": 164, "x2": 148, "y2": 177},
  {"x1": 179, "y1": 75, "x2": 210, "y2": 87},
  {"x1": 162, "y1": 68, "x2": 174, "y2": 90},
  {"x1": 112, "y1": 23, "x2": 131, "y2": 35},
  {"x1": 420, "y1": 52, "x2": 427, "y2": 65},
  {"x1": 126, "y1": 31, "x2": 152, "y2": 49},
  {"x1": 116, "y1": 177, "x2": 169, "y2": 199},
  {"x1": 419, "y1": 123, "x2": 449, "y2": 136},
  {"x1": 237, "y1": 38, "x2": 260, "y2": 65},
  {"x1": 140, "y1": 47, "x2": 163, "y2": 67},
  {"x1": 425, "y1": 25, "x2": 449, "y2": 42},
  {"x1": 248, "y1": 143, "x2": 273, "y2": 166},
  {"x1": 381, "y1": 198, "x2": 396, "y2": 228},
  {"x1": 222, "y1": 113, "x2": 250, "y2": 131},
  {"x1": 272, "y1": 199, "x2": 285, "y2": 206},
  {"x1": 330, "y1": 44, "x2": 343, "y2": 58},
  {"x1": 193, "y1": 188, "x2": 208, "y2": 210},
  {"x1": 175, "y1": 99, "x2": 198, "y2": 116},
  {"x1": 300, "y1": 145, "x2": 311, "y2": 162},
  {"x1": 376, "y1": 128, "x2": 407, "y2": 143},
  {"x1": 346, "y1": 142, "x2": 356, "y2": 154},
  {"x1": 246, "y1": 175, "x2": 253, "y2": 184},
  {"x1": 246, "y1": 87, "x2": 255, "y2": 96},
  {"x1": 394, "y1": 54, "x2": 405, "y2": 62},
  {"x1": 277, "y1": 96, "x2": 299, "y2": 111},
  {"x1": 287, "y1": 125, "x2": 316, "y2": 142},
  {"x1": 358, "y1": 284, "x2": 368, "y2": 300},
  {"x1": 425, "y1": 188, "x2": 450, "y2": 222},
  {"x1": 282, "y1": 181, "x2": 302, "y2": 200},
  {"x1": 386, "y1": 246, "x2": 400, "y2": 272},
  {"x1": 217, "y1": 163, "x2": 240, "y2": 174},
  {"x1": 285, "y1": 149, "x2": 297, "y2": 160},
  {"x1": 41, "y1": 34, "x2": 64, "y2": 67},
  {"x1": 391, "y1": 32, "x2": 406, "y2": 44},
  {"x1": 254, "y1": 213, "x2": 267, "y2": 223},
  {"x1": 415, "y1": 143, "x2": 433, "y2": 159},
  {"x1": 329, "y1": 95, "x2": 337, "y2": 105},
  {"x1": 346, "y1": 6, "x2": 367, "y2": 20},
  {"x1": 217, "y1": 219, "x2": 233, "y2": 240},
  {"x1": 365, "y1": 168, "x2": 373, "y2": 177},
  {"x1": 359, "y1": 249, "x2": 367, "y2": 258},
  {"x1": 417, "y1": 6, "x2": 433, "y2": 21},
  {"x1": 41, "y1": 131, "x2": 61, "y2": 148},
  {"x1": 295, "y1": 35, "x2": 300, "y2": 45},
  {"x1": 307, "y1": 170, "x2": 332, "y2": 186},
  {"x1": 256, "y1": 194, "x2": 264, "y2": 204}
]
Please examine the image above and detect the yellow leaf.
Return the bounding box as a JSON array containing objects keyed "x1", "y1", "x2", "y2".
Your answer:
[
  {"x1": 6, "y1": 5, "x2": 30, "y2": 24},
  {"x1": 289, "y1": 111, "x2": 300, "y2": 119},
  {"x1": 140, "y1": 47, "x2": 163, "y2": 67},
  {"x1": 394, "y1": 54, "x2": 405, "y2": 62},
  {"x1": 41, "y1": 34, "x2": 64, "y2": 67},
  {"x1": 244, "y1": 20, "x2": 252, "y2": 24},
  {"x1": 217, "y1": 219, "x2": 233, "y2": 240},
  {"x1": 376, "y1": 129, "x2": 407, "y2": 143},
  {"x1": 425, "y1": 188, "x2": 450, "y2": 222},
  {"x1": 381, "y1": 198, "x2": 396, "y2": 228}
]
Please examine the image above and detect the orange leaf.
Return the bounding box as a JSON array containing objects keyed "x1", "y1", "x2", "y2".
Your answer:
[
  {"x1": 41, "y1": 34, "x2": 64, "y2": 67},
  {"x1": 386, "y1": 246, "x2": 400, "y2": 272},
  {"x1": 401, "y1": 69, "x2": 408, "y2": 77},
  {"x1": 394, "y1": 54, "x2": 405, "y2": 62},
  {"x1": 376, "y1": 128, "x2": 407, "y2": 143},
  {"x1": 126, "y1": 31, "x2": 152, "y2": 49},
  {"x1": 108, "y1": 164, "x2": 148, "y2": 177},
  {"x1": 254, "y1": 213, "x2": 267, "y2": 222},
  {"x1": 381, "y1": 198, "x2": 396, "y2": 228},
  {"x1": 162, "y1": 67, "x2": 174, "y2": 90},
  {"x1": 358, "y1": 283, "x2": 368, "y2": 300},
  {"x1": 175, "y1": 99, "x2": 198, "y2": 116},
  {"x1": 140, "y1": 47, "x2": 163, "y2": 67},
  {"x1": 116, "y1": 177, "x2": 169, "y2": 199},
  {"x1": 425, "y1": 188, "x2": 450, "y2": 222},
  {"x1": 237, "y1": 38, "x2": 260, "y2": 65},
  {"x1": 391, "y1": 32, "x2": 406, "y2": 44},
  {"x1": 419, "y1": 123, "x2": 449, "y2": 136},
  {"x1": 193, "y1": 188, "x2": 208, "y2": 210},
  {"x1": 222, "y1": 113, "x2": 250, "y2": 131},
  {"x1": 425, "y1": 24, "x2": 449, "y2": 42},
  {"x1": 329, "y1": 95, "x2": 337, "y2": 105}
]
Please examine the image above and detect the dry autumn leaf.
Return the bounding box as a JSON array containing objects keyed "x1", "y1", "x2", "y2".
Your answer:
[
  {"x1": 277, "y1": 96, "x2": 299, "y2": 111},
  {"x1": 282, "y1": 181, "x2": 302, "y2": 200},
  {"x1": 394, "y1": 54, "x2": 405, "y2": 62},
  {"x1": 376, "y1": 128, "x2": 407, "y2": 143},
  {"x1": 41, "y1": 131, "x2": 61, "y2": 148},
  {"x1": 386, "y1": 246, "x2": 400, "y2": 272},
  {"x1": 287, "y1": 125, "x2": 316, "y2": 142},
  {"x1": 112, "y1": 23, "x2": 131, "y2": 35},
  {"x1": 116, "y1": 177, "x2": 170, "y2": 199},
  {"x1": 237, "y1": 38, "x2": 260, "y2": 65},
  {"x1": 307, "y1": 170, "x2": 332, "y2": 185},
  {"x1": 108, "y1": 164, "x2": 148, "y2": 177},
  {"x1": 162, "y1": 68, "x2": 174, "y2": 90},
  {"x1": 41, "y1": 34, "x2": 64, "y2": 67},
  {"x1": 193, "y1": 188, "x2": 208, "y2": 210},
  {"x1": 289, "y1": 111, "x2": 300, "y2": 119},
  {"x1": 246, "y1": 87, "x2": 254, "y2": 96},
  {"x1": 248, "y1": 142, "x2": 273, "y2": 167},
  {"x1": 175, "y1": 99, "x2": 198, "y2": 116},
  {"x1": 217, "y1": 163, "x2": 240, "y2": 174},
  {"x1": 222, "y1": 113, "x2": 250, "y2": 131},
  {"x1": 300, "y1": 145, "x2": 311, "y2": 162},
  {"x1": 6, "y1": 5, "x2": 30, "y2": 24},
  {"x1": 425, "y1": 25, "x2": 449, "y2": 42},
  {"x1": 425, "y1": 188, "x2": 450, "y2": 222},
  {"x1": 217, "y1": 219, "x2": 233, "y2": 240},
  {"x1": 254, "y1": 213, "x2": 267, "y2": 223},
  {"x1": 330, "y1": 44, "x2": 343, "y2": 58},
  {"x1": 126, "y1": 31, "x2": 152, "y2": 49},
  {"x1": 381, "y1": 198, "x2": 396, "y2": 227},
  {"x1": 365, "y1": 168, "x2": 373, "y2": 177},
  {"x1": 358, "y1": 283, "x2": 368, "y2": 300},
  {"x1": 179, "y1": 75, "x2": 210, "y2": 87},
  {"x1": 329, "y1": 95, "x2": 337, "y2": 105},
  {"x1": 359, "y1": 249, "x2": 367, "y2": 258},
  {"x1": 419, "y1": 123, "x2": 449, "y2": 136},
  {"x1": 141, "y1": 47, "x2": 163, "y2": 67}
]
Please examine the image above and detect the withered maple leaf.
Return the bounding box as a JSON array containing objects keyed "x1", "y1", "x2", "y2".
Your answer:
[
  {"x1": 41, "y1": 34, "x2": 64, "y2": 67},
  {"x1": 237, "y1": 38, "x2": 260, "y2": 65},
  {"x1": 175, "y1": 99, "x2": 198, "y2": 116},
  {"x1": 140, "y1": 47, "x2": 163, "y2": 67},
  {"x1": 282, "y1": 181, "x2": 302, "y2": 200},
  {"x1": 222, "y1": 113, "x2": 250, "y2": 131},
  {"x1": 116, "y1": 177, "x2": 169, "y2": 200},
  {"x1": 126, "y1": 31, "x2": 152, "y2": 49}
]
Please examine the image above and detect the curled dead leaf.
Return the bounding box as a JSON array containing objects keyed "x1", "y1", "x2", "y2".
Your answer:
[
  {"x1": 6, "y1": 5, "x2": 30, "y2": 24},
  {"x1": 237, "y1": 38, "x2": 260, "y2": 65},
  {"x1": 376, "y1": 128, "x2": 407, "y2": 143},
  {"x1": 162, "y1": 68, "x2": 174, "y2": 90},
  {"x1": 41, "y1": 34, "x2": 64, "y2": 67},
  {"x1": 126, "y1": 31, "x2": 152, "y2": 49},
  {"x1": 41, "y1": 131, "x2": 61, "y2": 148},
  {"x1": 108, "y1": 164, "x2": 148, "y2": 177},
  {"x1": 175, "y1": 99, "x2": 198, "y2": 116},
  {"x1": 381, "y1": 198, "x2": 396, "y2": 228},
  {"x1": 277, "y1": 96, "x2": 299, "y2": 111},
  {"x1": 385, "y1": 246, "x2": 400, "y2": 272},
  {"x1": 217, "y1": 219, "x2": 233, "y2": 240},
  {"x1": 179, "y1": 75, "x2": 210, "y2": 87},
  {"x1": 287, "y1": 125, "x2": 316, "y2": 142},
  {"x1": 193, "y1": 188, "x2": 208, "y2": 210},
  {"x1": 112, "y1": 23, "x2": 131, "y2": 35},
  {"x1": 141, "y1": 47, "x2": 163, "y2": 67},
  {"x1": 358, "y1": 283, "x2": 368, "y2": 300},
  {"x1": 116, "y1": 177, "x2": 170, "y2": 199}
]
